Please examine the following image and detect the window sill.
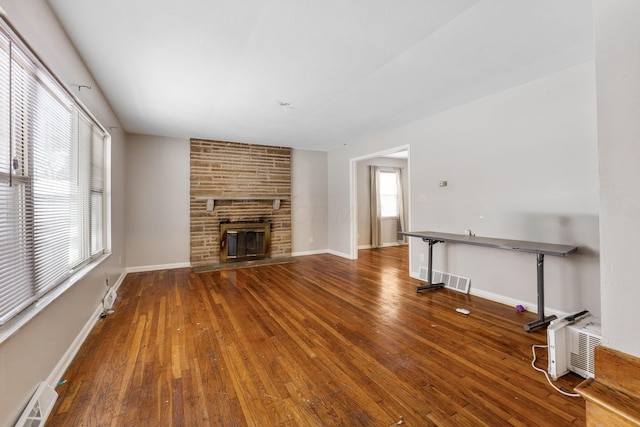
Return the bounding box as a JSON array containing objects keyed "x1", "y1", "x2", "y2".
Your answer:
[{"x1": 0, "y1": 252, "x2": 111, "y2": 346}]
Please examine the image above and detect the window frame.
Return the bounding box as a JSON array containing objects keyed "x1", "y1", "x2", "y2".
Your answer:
[
  {"x1": 379, "y1": 170, "x2": 399, "y2": 219},
  {"x1": 0, "y1": 16, "x2": 111, "y2": 334}
]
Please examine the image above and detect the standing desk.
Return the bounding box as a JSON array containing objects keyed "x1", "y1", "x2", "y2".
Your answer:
[{"x1": 400, "y1": 231, "x2": 578, "y2": 332}]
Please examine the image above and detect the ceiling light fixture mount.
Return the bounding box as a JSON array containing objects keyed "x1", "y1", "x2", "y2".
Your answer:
[{"x1": 277, "y1": 100, "x2": 292, "y2": 111}]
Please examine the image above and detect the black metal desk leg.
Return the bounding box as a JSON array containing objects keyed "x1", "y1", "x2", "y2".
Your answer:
[
  {"x1": 523, "y1": 253, "x2": 557, "y2": 331},
  {"x1": 416, "y1": 239, "x2": 446, "y2": 293}
]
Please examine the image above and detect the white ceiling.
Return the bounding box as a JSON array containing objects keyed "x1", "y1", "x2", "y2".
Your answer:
[{"x1": 47, "y1": 0, "x2": 593, "y2": 151}]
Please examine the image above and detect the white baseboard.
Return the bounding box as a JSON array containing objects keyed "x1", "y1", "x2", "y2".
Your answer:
[
  {"x1": 291, "y1": 249, "x2": 328, "y2": 257},
  {"x1": 408, "y1": 271, "x2": 569, "y2": 319},
  {"x1": 469, "y1": 288, "x2": 569, "y2": 319},
  {"x1": 359, "y1": 243, "x2": 407, "y2": 250},
  {"x1": 112, "y1": 269, "x2": 127, "y2": 292},
  {"x1": 328, "y1": 249, "x2": 354, "y2": 259},
  {"x1": 46, "y1": 303, "x2": 104, "y2": 388},
  {"x1": 126, "y1": 261, "x2": 191, "y2": 273}
]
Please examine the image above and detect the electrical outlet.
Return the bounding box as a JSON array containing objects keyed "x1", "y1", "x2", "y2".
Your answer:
[
  {"x1": 309, "y1": 237, "x2": 314, "y2": 243},
  {"x1": 419, "y1": 253, "x2": 425, "y2": 262}
]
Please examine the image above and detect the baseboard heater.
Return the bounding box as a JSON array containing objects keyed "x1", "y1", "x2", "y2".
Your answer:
[
  {"x1": 547, "y1": 313, "x2": 601, "y2": 380},
  {"x1": 103, "y1": 287, "x2": 117, "y2": 312},
  {"x1": 14, "y1": 382, "x2": 58, "y2": 427}
]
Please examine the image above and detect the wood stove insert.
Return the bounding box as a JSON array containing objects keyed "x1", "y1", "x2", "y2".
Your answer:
[{"x1": 220, "y1": 222, "x2": 271, "y2": 263}]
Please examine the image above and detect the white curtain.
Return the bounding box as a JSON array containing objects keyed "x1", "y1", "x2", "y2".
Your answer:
[
  {"x1": 370, "y1": 166, "x2": 382, "y2": 248},
  {"x1": 370, "y1": 165, "x2": 406, "y2": 248},
  {"x1": 396, "y1": 168, "x2": 407, "y2": 244}
]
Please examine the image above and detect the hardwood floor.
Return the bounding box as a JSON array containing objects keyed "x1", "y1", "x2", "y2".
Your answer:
[{"x1": 47, "y1": 247, "x2": 586, "y2": 426}]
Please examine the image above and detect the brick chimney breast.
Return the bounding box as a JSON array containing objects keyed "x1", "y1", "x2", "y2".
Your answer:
[{"x1": 190, "y1": 139, "x2": 291, "y2": 268}]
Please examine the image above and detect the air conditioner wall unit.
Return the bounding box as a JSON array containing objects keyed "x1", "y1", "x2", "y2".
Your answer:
[{"x1": 547, "y1": 314, "x2": 601, "y2": 380}]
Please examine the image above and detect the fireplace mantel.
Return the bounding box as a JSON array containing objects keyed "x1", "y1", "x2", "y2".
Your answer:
[{"x1": 194, "y1": 195, "x2": 291, "y2": 211}]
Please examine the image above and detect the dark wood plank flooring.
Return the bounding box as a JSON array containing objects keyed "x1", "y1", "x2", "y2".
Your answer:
[{"x1": 47, "y1": 246, "x2": 586, "y2": 426}]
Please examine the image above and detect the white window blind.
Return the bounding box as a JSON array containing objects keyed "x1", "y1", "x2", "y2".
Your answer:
[{"x1": 0, "y1": 20, "x2": 107, "y2": 325}]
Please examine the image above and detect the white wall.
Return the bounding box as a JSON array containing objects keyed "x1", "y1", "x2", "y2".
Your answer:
[
  {"x1": 356, "y1": 157, "x2": 408, "y2": 247},
  {"x1": 0, "y1": 1, "x2": 127, "y2": 425},
  {"x1": 594, "y1": 0, "x2": 640, "y2": 357},
  {"x1": 291, "y1": 149, "x2": 328, "y2": 255},
  {"x1": 329, "y1": 61, "x2": 600, "y2": 316},
  {"x1": 125, "y1": 134, "x2": 190, "y2": 269}
]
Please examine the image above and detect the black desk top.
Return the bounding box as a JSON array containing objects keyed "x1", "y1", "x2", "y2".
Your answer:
[{"x1": 400, "y1": 231, "x2": 577, "y2": 257}]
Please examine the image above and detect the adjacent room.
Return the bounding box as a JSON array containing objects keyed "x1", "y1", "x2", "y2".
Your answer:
[{"x1": 1, "y1": 0, "x2": 639, "y2": 425}]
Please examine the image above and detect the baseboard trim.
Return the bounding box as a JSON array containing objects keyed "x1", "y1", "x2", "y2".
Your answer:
[
  {"x1": 46, "y1": 303, "x2": 104, "y2": 388},
  {"x1": 327, "y1": 249, "x2": 354, "y2": 260},
  {"x1": 469, "y1": 287, "x2": 568, "y2": 319},
  {"x1": 291, "y1": 249, "x2": 328, "y2": 257},
  {"x1": 408, "y1": 271, "x2": 569, "y2": 318},
  {"x1": 359, "y1": 243, "x2": 406, "y2": 250},
  {"x1": 112, "y1": 269, "x2": 127, "y2": 292},
  {"x1": 379, "y1": 242, "x2": 401, "y2": 247},
  {"x1": 126, "y1": 262, "x2": 191, "y2": 273}
]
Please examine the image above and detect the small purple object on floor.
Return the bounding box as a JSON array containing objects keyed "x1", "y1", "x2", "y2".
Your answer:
[{"x1": 516, "y1": 304, "x2": 525, "y2": 312}]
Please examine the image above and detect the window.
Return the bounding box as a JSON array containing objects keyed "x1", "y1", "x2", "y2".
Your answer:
[
  {"x1": 0, "y1": 21, "x2": 107, "y2": 325},
  {"x1": 379, "y1": 171, "x2": 398, "y2": 218}
]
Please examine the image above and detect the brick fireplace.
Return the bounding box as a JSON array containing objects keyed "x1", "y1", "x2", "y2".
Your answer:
[{"x1": 190, "y1": 139, "x2": 291, "y2": 268}]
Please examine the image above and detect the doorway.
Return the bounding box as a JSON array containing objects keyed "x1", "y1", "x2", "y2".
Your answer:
[{"x1": 349, "y1": 146, "x2": 411, "y2": 259}]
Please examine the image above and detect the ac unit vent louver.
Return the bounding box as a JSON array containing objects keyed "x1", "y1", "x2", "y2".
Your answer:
[{"x1": 569, "y1": 327, "x2": 601, "y2": 377}]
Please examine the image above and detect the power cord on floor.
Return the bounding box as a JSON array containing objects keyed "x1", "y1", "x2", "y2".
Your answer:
[{"x1": 531, "y1": 344, "x2": 580, "y2": 398}]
